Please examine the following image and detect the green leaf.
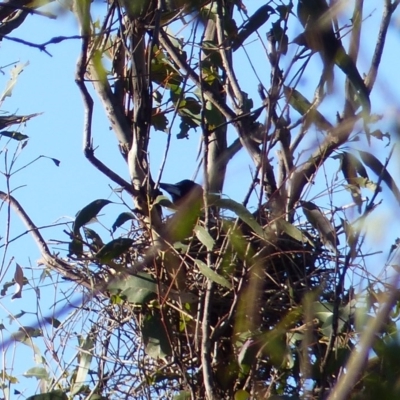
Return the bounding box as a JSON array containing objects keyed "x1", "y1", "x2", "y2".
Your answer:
[
  {"x1": 276, "y1": 218, "x2": 312, "y2": 246},
  {"x1": 0, "y1": 130, "x2": 29, "y2": 141},
  {"x1": 151, "y1": 109, "x2": 168, "y2": 132},
  {"x1": 284, "y1": 86, "x2": 331, "y2": 131},
  {"x1": 142, "y1": 313, "x2": 172, "y2": 358},
  {"x1": 83, "y1": 227, "x2": 104, "y2": 249},
  {"x1": 111, "y1": 212, "x2": 135, "y2": 232},
  {"x1": 204, "y1": 100, "x2": 225, "y2": 129},
  {"x1": 23, "y1": 367, "x2": 49, "y2": 380},
  {"x1": 95, "y1": 238, "x2": 134, "y2": 263},
  {"x1": 69, "y1": 233, "x2": 83, "y2": 256},
  {"x1": 153, "y1": 195, "x2": 174, "y2": 209},
  {"x1": 73, "y1": 199, "x2": 112, "y2": 234},
  {"x1": 151, "y1": 50, "x2": 182, "y2": 89},
  {"x1": 359, "y1": 150, "x2": 400, "y2": 205},
  {"x1": 173, "y1": 391, "x2": 192, "y2": 400},
  {"x1": 201, "y1": 41, "x2": 222, "y2": 68},
  {"x1": 26, "y1": 391, "x2": 67, "y2": 400},
  {"x1": 194, "y1": 225, "x2": 215, "y2": 251},
  {"x1": 195, "y1": 259, "x2": 232, "y2": 289},
  {"x1": 234, "y1": 390, "x2": 251, "y2": 400},
  {"x1": 107, "y1": 273, "x2": 158, "y2": 304},
  {"x1": 215, "y1": 199, "x2": 265, "y2": 239},
  {"x1": 71, "y1": 334, "x2": 94, "y2": 396}
]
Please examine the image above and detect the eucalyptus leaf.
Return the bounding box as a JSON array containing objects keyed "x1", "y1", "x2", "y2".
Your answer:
[
  {"x1": 73, "y1": 199, "x2": 112, "y2": 234},
  {"x1": 195, "y1": 259, "x2": 232, "y2": 289}
]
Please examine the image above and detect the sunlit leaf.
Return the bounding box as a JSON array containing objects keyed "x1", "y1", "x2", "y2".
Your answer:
[
  {"x1": 215, "y1": 198, "x2": 265, "y2": 239},
  {"x1": 194, "y1": 225, "x2": 215, "y2": 251},
  {"x1": 107, "y1": 273, "x2": 158, "y2": 304},
  {"x1": 23, "y1": 367, "x2": 49, "y2": 380},
  {"x1": 195, "y1": 259, "x2": 232, "y2": 289},
  {"x1": 0, "y1": 62, "x2": 29, "y2": 101}
]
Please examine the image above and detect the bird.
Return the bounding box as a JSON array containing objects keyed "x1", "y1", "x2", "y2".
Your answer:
[
  {"x1": 296, "y1": 0, "x2": 370, "y2": 116},
  {"x1": 159, "y1": 179, "x2": 203, "y2": 204},
  {"x1": 300, "y1": 200, "x2": 339, "y2": 254}
]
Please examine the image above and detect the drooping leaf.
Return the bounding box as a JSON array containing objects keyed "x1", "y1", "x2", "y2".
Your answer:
[
  {"x1": 142, "y1": 313, "x2": 172, "y2": 358},
  {"x1": 0, "y1": 113, "x2": 41, "y2": 129},
  {"x1": 195, "y1": 259, "x2": 232, "y2": 289},
  {"x1": 111, "y1": 212, "x2": 135, "y2": 232},
  {"x1": 276, "y1": 219, "x2": 314, "y2": 247},
  {"x1": 284, "y1": 86, "x2": 331, "y2": 131},
  {"x1": 215, "y1": 199, "x2": 265, "y2": 239},
  {"x1": 359, "y1": 150, "x2": 400, "y2": 204},
  {"x1": 194, "y1": 225, "x2": 215, "y2": 251},
  {"x1": 73, "y1": 199, "x2": 112, "y2": 234},
  {"x1": 83, "y1": 227, "x2": 104, "y2": 250},
  {"x1": 70, "y1": 334, "x2": 95, "y2": 396},
  {"x1": 95, "y1": 238, "x2": 134, "y2": 263}
]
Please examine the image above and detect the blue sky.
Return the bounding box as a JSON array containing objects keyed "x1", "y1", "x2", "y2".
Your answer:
[{"x1": 0, "y1": 1, "x2": 400, "y2": 396}]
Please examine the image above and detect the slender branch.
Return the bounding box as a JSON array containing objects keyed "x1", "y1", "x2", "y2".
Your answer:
[
  {"x1": 0, "y1": 191, "x2": 90, "y2": 287},
  {"x1": 215, "y1": 5, "x2": 243, "y2": 106},
  {"x1": 74, "y1": 14, "x2": 134, "y2": 195},
  {"x1": 365, "y1": 0, "x2": 397, "y2": 91}
]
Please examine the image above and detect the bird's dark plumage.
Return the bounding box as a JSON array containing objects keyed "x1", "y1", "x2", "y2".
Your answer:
[{"x1": 159, "y1": 180, "x2": 202, "y2": 204}]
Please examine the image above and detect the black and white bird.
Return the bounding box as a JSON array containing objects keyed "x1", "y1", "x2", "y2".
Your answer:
[{"x1": 159, "y1": 180, "x2": 203, "y2": 205}]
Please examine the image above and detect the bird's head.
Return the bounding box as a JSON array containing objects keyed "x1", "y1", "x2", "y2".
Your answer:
[{"x1": 159, "y1": 180, "x2": 203, "y2": 204}]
